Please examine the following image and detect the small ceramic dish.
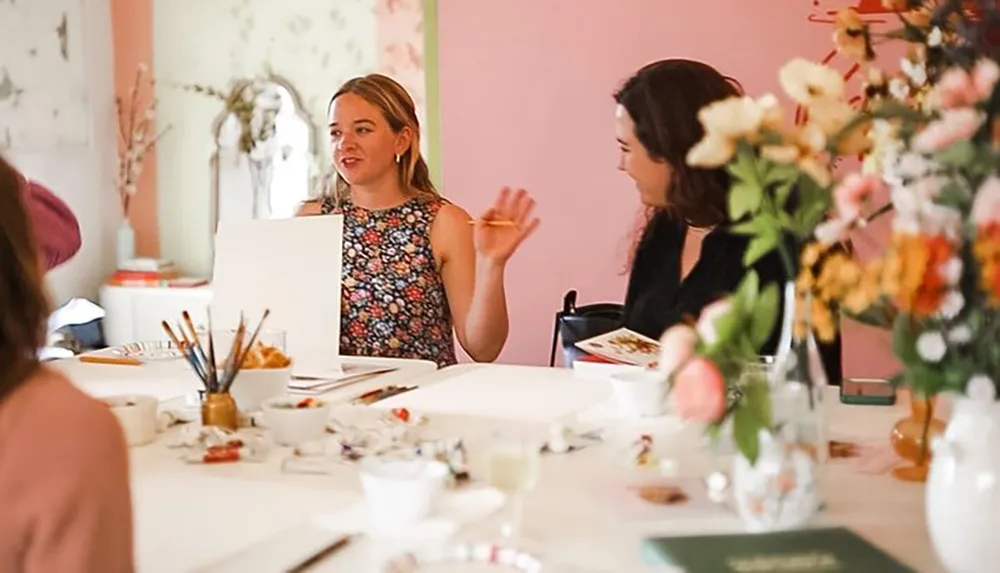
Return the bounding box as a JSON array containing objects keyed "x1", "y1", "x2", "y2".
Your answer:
[{"x1": 261, "y1": 396, "x2": 331, "y2": 446}]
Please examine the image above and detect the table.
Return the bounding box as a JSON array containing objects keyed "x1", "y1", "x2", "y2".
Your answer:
[
  {"x1": 64, "y1": 362, "x2": 942, "y2": 572},
  {"x1": 99, "y1": 284, "x2": 213, "y2": 347}
]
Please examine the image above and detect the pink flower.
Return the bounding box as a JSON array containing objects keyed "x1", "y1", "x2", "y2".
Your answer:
[
  {"x1": 913, "y1": 108, "x2": 984, "y2": 153},
  {"x1": 695, "y1": 299, "x2": 733, "y2": 345},
  {"x1": 973, "y1": 59, "x2": 1000, "y2": 101},
  {"x1": 972, "y1": 176, "x2": 1000, "y2": 227},
  {"x1": 937, "y1": 68, "x2": 979, "y2": 109},
  {"x1": 814, "y1": 217, "x2": 851, "y2": 245},
  {"x1": 671, "y1": 357, "x2": 726, "y2": 422},
  {"x1": 833, "y1": 173, "x2": 882, "y2": 221},
  {"x1": 658, "y1": 324, "x2": 697, "y2": 376}
]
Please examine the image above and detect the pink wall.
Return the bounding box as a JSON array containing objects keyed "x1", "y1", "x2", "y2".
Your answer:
[{"x1": 437, "y1": 0, "x2": 900, "y2": 377}]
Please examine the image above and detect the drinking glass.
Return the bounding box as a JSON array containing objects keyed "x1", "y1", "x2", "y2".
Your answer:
[{"x1": 487, "y1": 429, "x2": 542, "y2": 545}]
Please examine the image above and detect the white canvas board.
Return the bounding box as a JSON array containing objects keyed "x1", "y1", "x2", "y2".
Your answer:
[{"x1": 211, "y1": 215, "x2": 343, "y2": 360}]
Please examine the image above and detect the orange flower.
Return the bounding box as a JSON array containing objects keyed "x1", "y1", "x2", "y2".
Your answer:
[
  {"x1": 974, "y1": 223, "x2": 1000, "y2": 304},
  {"x1": 833, "y1": 9, "x2": 873, "y2": 61},
  {"x1": 882, "y1": 234, "x2": 953, "y2": 317}
]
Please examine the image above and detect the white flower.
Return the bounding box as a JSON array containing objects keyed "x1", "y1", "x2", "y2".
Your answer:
[
  {"x1": 778, "y1": 59, "x2": 845, "y2": 104},
  {"x1": 937, "y1": 290, "x2": 964, "y2": 320},
  {"x1": 901, "y1": 59, "x2": 928, "y2": 87},
  {"x1": 814, "y1": 218, "x2": 850, "y2": 245},
  {"x1": 916, "y1": 331, "x2": 947, "y2": 363},
  {"x1": 927, "y1": 27, "x2": 943, "y2": 47},
  {"x1": 948, "y1": 324, "x2": 972, "y2": 345},
  {"x1": 967, "y1": 375, "x2": 997, "y2": 402},
  {"x1": 889, "y1": 78, "x2": 910, "y2": 101},
  {"x1": 939, "y1": 257, "x2": 963, "y2": 286}
]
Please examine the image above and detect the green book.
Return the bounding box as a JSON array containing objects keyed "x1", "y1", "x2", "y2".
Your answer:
[{"x1": 642, "y1": 527, "x2": 915, "y2": 573}]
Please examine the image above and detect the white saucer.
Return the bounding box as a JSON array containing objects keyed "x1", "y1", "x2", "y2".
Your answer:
[{"x1": 313, "y1": 486, "x2": 505, "y2": 540}]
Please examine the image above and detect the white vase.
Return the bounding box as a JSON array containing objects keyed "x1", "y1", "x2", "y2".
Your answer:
[
  {"x1": 116, "y1": 218, "x2": 135, "y2": 267},
  {"x1": 732, "y1": 428, "x2": 821, "y2": 532},
  {"x1": 926, "y1": 394, "x2": 1000, "y2": 572}
]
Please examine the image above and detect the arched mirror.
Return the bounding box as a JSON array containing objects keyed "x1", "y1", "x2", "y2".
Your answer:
[{"x1": 211, "y1": 76, "x2": 317, "y2": 229}]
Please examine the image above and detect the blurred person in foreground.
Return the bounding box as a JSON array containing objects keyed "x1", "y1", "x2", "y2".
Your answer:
[{"x1": 0, "y1": 156, "x2": 134, "y2": 573}]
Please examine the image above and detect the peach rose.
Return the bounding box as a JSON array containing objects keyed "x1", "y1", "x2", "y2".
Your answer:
[
  {"x1": 972, "y1": 176, "x2": 1000, "y2": 227},
  {"x1": 833, "y1": 173, "x2": 882, "y2": 221},
  {"x1": 671, "y1": 357, "x2": 726, "y2": 422},
  {"x1": 913, "y1": 108, "x2": 984, "y2": 153},
  {"x1": 658, "y1": 324, "x2": 697, "y2": 376}
]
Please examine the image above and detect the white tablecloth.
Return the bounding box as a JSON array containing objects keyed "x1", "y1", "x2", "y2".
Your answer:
[{"x1": 64, "y1": 361, "x2": 941, "y2": 572}]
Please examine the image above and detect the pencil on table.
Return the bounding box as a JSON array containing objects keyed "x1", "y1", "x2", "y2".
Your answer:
[{"x1": 79, "y1": 355, "x2": 142, "y2": 366}]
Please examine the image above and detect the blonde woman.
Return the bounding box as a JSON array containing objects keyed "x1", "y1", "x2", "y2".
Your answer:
[{"x1": 297, "y1": 74, "x2": 539, "y2": 365}]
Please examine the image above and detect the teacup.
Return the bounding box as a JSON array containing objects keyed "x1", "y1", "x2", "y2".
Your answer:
[
  {"x1": 358, "y1": 458, "x2": 449, "y2": 528},
  {"x1": 260, "y1": 395, "x2": 331, "y2": 446},
  {"x1": 102, "y1": 394, "x2": 159, "y2": 446},
  {"x1": 609, "y1": 370, "x2": 669, "y2": 418}
]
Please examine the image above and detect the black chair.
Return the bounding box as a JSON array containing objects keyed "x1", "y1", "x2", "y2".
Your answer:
[{"x1": 549, "y1": 290, "x2": 625, "y2": 367}]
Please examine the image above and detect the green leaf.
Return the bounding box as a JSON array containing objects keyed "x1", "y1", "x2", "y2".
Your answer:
[
  {"x1": 728, "y1": 147, "x2": 760, "y2": 184},
  {"x1": 710, "y1": 307, "x2": 743, "y2": 349},
  {"x1": 774, "y1": 179, "x2": 795, "y2": 209},
  {"x1": 891, "y1": 314, "x2": 920, "y2": 365},
  {"x1": 730, "y1": 219, "x2": 761, "y2": 236},
  {"x1": 743, "y1": 232, "x2": 779, "y2": 267},
  {"x1": 750, "y1": 283, "x2": 779, "y2": 349},
  {"x1": 737, "y1": 270, "x2": 761, "y2": 306},
  {"x1": 933, "y1": 140, "x2": 976, "y2": 169},
  {"x1": 729, "y1": 180, "x2": 763, "y2": 220},
  {"x1": 762, "y1": 161, "x2": 800, "y2": 187},
  {"x1": 732, "y1": 378, "x2": 772, "y2": 466}
]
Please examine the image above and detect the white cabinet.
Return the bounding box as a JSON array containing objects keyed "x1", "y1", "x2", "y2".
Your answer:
[{"x1": 99, "y1": 284, "x2": 213, "y2": 346}]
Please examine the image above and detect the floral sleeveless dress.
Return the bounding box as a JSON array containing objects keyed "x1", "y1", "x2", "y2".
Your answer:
[{"x1": 320, "y1": 195, "x2": 458, "y2": 367}]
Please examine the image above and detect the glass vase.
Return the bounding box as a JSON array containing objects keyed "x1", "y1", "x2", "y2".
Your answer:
[
  {"x1": 890, "y1": 393, "x2": 946, "y2": 482},
  {"x1": 116, "y1": 217, "x2": 135, "y2": 268}
]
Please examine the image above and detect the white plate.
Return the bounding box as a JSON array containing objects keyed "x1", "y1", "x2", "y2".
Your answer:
[{"x1": 112, "y1": 340, "x2": 184, "y2": 361}]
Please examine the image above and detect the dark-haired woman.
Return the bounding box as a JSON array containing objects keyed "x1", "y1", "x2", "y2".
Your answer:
[
  {"x1": 613, "y1": 58, "x2": 786, "y2": 352},
  {"x1": 0, "y1": 156, "x2": 134, "y2": 572}
]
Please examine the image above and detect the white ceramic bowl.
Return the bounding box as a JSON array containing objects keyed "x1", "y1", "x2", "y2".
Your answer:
[
  {"x1": 260, "y1": 395, "x2": 331, "y2": 446},
  {"x1": 229, "y1": 367, "x2": 291, "y2": 413},
  {"x1": 358, "y1": 458, "x2": 449, "y2": 527},
  {"x1": 102, "y1": 394, "x2": 159, "y2": 447},
  {"x1": 609, "y1": 369, "x2": 669, "y2": 418}
]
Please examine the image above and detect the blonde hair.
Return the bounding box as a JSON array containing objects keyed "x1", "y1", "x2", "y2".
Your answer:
[{"x1": 326, "y1": 74, "x2": 438, "y2": 208}]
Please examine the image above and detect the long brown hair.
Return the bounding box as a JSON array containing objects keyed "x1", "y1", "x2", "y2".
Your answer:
[
  {"x1": 0, "y1": 157, "x2": 49, "y2": 403},
  {"x1": 326, "y1": 74, "x2": 438, "y2": 207},
  {"x1": 614, "y1": 59, "x2": 744, "y2": 270}
]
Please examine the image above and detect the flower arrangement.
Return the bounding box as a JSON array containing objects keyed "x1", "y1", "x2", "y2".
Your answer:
[
  {"x1": 661, "y1": 271, "x2": 780, "y2": 463},
  {"x1": 116, "y1": 63, "x2": 171, "y2": 217},
  {"x1": 802, "y1": 0, "x2": 1000, "y2": 401},
  {"x1": 184, "y1": 76, "x2": 282, "y2": 156}
]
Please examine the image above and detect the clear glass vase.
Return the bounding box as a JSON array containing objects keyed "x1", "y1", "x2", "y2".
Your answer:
[{"x1": 731, "y1": 281, "x2": 826, "y2": 532}]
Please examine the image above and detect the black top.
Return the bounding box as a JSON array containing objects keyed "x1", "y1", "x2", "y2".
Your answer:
[{"x1": 622, "y1": 211, "x2": 786, "y2": 355}]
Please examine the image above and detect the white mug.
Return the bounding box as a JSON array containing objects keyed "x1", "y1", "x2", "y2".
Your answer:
[
  {"x1": 102, "y1": 395, "x2": 159, "y2": 446},
  {"x1": 609, "y1": 370, "x2": 669, "y2": 418}
]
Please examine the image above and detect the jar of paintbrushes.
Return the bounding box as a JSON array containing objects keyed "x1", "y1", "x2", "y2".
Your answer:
[{"x1": 162, "y1": 309, "x2": 272, "y2": 431}]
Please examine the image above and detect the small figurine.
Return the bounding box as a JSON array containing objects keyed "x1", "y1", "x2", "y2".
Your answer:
[
  {"x1": 544, "y1": 423, "x2": 571, "y2": 454},
  {"x1": 444, "y1": 439, "x2": 470, "y2": 484},
  {"x1": 630, "y1": 434, "x2": 658, "y2": 467}
]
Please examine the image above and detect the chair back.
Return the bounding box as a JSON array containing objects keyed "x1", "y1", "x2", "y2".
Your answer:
[{"x1": 549, "y1": 290, "x2": 624, "y2": 367}]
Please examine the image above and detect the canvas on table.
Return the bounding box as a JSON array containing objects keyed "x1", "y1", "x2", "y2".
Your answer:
[{"x1": 211, "y1": 215, "x2": 343, "y2": 361}]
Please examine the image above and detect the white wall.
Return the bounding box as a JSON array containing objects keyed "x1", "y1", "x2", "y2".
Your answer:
[
  {"x1": 1, "y1": 0, "x2": 119, "y2": 306},
  {"x1": 153, "y1": 0, "x2": 380, "y2": 277}
]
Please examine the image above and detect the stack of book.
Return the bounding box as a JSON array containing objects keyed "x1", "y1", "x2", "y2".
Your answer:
[{"x1": 106, "y1": 257, "x2": 208, "y2": 288}]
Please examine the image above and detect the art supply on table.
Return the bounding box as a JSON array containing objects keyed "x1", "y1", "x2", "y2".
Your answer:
[
  {"x1": 162, "y1": 308, "x2": 280, "y2": 431},
  {"x1": 352, "y1": 385, "x2": 416, "y2": 405},
  {"x1": 79, "y1": 355, "x2": 142, "y2": 366},
  {"x1": 285, "y1": 534, "x2": 356, "y2": 573}
]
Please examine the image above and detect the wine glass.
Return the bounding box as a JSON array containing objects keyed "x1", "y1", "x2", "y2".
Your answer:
[{"x1": 487, "y1": 429, "x2": 542, "y2": 545}]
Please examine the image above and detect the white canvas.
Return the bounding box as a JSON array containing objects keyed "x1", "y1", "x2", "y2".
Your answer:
[{"x1": 211, "y1": 215, "x2": 343, "y2": 360}]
